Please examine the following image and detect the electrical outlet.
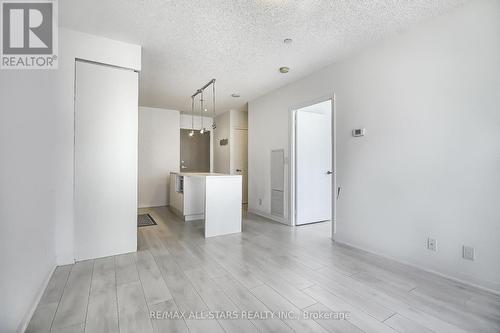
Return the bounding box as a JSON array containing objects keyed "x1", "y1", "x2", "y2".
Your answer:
[
  {"x1": 463, "y1": 246, "x2": 475, "y2": 261},
  {"x1": 258, "y1": 198, "x2": 262, "y2": 205},
  {"x1": 427, "y1": 238, "x2": 437, "y2": 251}
]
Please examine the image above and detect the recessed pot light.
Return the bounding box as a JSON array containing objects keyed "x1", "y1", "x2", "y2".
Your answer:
[
  {"x1": 279, "y1": 67, "x2": 290, "y2": 74},
  {"x1": 231, "y1": 93, "x2": 240, "y2": 98}
]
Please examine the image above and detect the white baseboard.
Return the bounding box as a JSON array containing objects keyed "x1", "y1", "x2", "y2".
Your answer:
[
  {"x1": 17, "y1": 264, "x2": 56, "y2": 333},
  {"x1": 247, "y1": 208, "x2": 289, "y2": 225},
  {"x1": 138, "y1": 203, "x2": 169, "y2": 209},
  {"x1": 334, "y1": 239, "x2": 500, "y2": 296},
  {"x1": 168, "y1": 206, "x2": 183, "y2": 218},
  {"x1": 185, "y1": 214, "x2": 204, "y2": 221}
]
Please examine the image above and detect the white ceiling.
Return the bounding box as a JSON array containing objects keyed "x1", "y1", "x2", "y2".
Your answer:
[{"x1": 60, "y1": 0, "x2": 466, "y2": 114}]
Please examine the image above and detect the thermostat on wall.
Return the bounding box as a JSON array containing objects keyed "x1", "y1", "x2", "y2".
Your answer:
[{"x1": 352, "y1": 128, "x2": 366, "y2": 137}]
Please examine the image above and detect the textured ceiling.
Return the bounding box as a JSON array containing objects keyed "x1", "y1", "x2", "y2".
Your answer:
[{"x1": 60, "y1": 0, "x2": 467, "y2": 114}]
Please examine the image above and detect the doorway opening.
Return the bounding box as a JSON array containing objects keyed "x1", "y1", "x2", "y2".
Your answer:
[
  {"x1": 290, "y1": 97, "x2": 336, "y2": 237},
  {"x1": 180, "y1": 128, "x2": 210, "y2": 172}
]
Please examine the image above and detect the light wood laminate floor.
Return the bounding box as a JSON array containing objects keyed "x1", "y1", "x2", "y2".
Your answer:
[{"x1": 27, "y1": 207, "x2": 500, "y2": 333}]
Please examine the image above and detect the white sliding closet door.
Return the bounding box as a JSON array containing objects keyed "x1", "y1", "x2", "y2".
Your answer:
[{"x1": 74, "y1": 60, "x2": 138, "y2": 261}]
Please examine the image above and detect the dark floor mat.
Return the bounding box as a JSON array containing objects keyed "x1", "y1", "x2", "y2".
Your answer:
[{"x1": 138, "y1": 213, "x2": 157, "y2": 227}]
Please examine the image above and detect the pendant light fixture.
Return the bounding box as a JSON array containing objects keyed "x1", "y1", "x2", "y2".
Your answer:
[{"x1": 190, "y1": 79, "x2": 217, "y2": 133}]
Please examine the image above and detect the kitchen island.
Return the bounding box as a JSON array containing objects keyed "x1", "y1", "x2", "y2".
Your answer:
[{"x1": 169, "y1": 172, "x2": 242, "y2": 237}]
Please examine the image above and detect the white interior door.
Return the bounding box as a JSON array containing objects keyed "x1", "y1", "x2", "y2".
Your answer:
[
  {"x1": 74, "y1": 61, "x2": 138, "y2": 261},
  {"x1": 232, "y1": 129, "x2": 248, "y2": 204},
  {"x1": 295, "y1": 100, "x2": 332, "y2": 225}
]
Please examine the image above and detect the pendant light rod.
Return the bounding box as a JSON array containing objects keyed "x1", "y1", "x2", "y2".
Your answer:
[
  {"x1": 191, "y1": 78, "x2": 216, "y2": 98},
  {"x1": 212, "y1": 81, "x2": 216, "y2": 129},
  {"x1": 189, "y1": 96, "x2": 195, "y2": 136},
  {"x1": 199, "y1": 91, "x2": 205, "y2": 134}
]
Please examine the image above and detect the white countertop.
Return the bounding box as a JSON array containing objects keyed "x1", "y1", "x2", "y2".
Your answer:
[{"x1": 170, "y1": 172, "x2": 240, "y2": 177}]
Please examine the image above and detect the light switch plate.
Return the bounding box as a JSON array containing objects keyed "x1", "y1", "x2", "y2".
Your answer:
[
  {"x1": 352, "y1": 128, "x2": 366, "y2": 137},
  {"x1": 427, "y1": 238, "x2": 437, "y2": 251},
  {"x1": 463, "y1": 246, "x2": 475, "y2": 261}
]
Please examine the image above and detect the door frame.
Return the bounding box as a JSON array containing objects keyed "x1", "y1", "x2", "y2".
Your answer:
[
  {"x1": 289, "y1": 93, "x2": 337, "y2": 239},
  {"x1": 232, "y1": 128, "x2": 248, "y2": 204}
]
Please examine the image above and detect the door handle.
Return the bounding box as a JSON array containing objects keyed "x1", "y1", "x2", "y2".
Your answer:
[
  {"x1": 236, "y1": 169, "x2": 242, "y2": 172},
  {"x1": 326, "y1": 171, "x2": 333, "y2": 175}
]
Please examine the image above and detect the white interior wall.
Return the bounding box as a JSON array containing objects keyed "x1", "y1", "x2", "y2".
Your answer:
[
  {"x1": 180, "y1": 113, "x2": 213, "y2": 130},
  {"x1": 139, "y1": 107, "x2": 180, "y2": 208},
  {"x1": 0, "y1": 26, "x2": 141, "y2": 333},
  {"x1": 248, "y1": 99, "x2": 290, "y2": 221},
  {"x1": 248, "y1": 0, "x2": 500, "y2": 293},
  {"x1": 229, "y1": 109, "x2": 248, "y2": 173},
  {"x1": 180, "y1": 114, "x2": 214, "y2": 172},
  {"x1": 229, "y1": 109, "x2": 248, "y2": 130},
  {"x1": 54, "y1": 28, "x2": 141, "y2": 265},
  {"x1": 55, "y1": 28, "x2": 141, "y2": 265},
  {"x1": 213, "y1": 110, "x2": 248, "y2": 175},
  {"x1": 0, "y1": 71, "x2": 57, "y2": 333},
  {"x1": 214, "y1": 111, "x2": 231, "y2": 173}
]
